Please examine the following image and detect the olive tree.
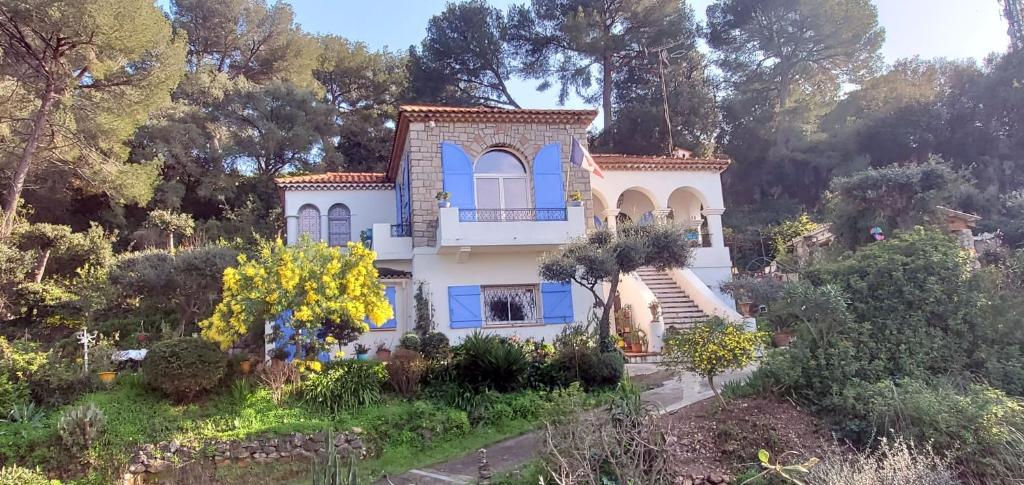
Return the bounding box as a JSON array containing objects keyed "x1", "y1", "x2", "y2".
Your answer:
[{"x1": 540, "y1": 223, "x2": 691, "y2": 350}]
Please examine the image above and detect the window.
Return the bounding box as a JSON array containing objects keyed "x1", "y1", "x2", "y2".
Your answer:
[
  {"x1": 297, "y1": 204, "x2": 320, "y2": 241},
  {"x1": 474, "y1": 149, "x2": 529, "y2": 210},
  {"x1": 482, "y1": 285, "x2": 538, "y2": 325},
  {"x1": 327, "y1": 203, "x2": 351, "y2": 247}
]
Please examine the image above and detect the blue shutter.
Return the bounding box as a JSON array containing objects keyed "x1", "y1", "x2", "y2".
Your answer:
[
  {"x1": 541, "y1": 282, "x2": 574, "y2": 324},
  {"x1": 448, "y1": 285, "x2": 482, "y2": 328},
  {"x1": 380, "y1": 286, "x2": 397, "y2": 329},
  {"x1": 532, "y1": 143, "x2": 565, "y2": 211},
  {"x1": 401, "y1": 156, "x2": 412, "y2": 223},
  {"x1": 441, "y1": 142, "x2": 476, "y2": 210}
]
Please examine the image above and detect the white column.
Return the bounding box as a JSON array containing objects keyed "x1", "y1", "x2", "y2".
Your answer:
[
  {"x1": 702, "y1": 208, "x2": 726, "y2": 248},
  {"x1": 602, "y1": 208, "x2": 621, "y2": 232},
  {"x1": 285, "y1": 216, "x2": 298, "y2": 245},
  {"x1": 320, "y1": 214, "x2": 330, "y2": 243}
]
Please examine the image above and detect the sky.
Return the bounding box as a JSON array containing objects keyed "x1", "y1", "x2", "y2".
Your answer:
[{"x1": 159, "y1": 0, "x2": 1012, "y2": 111}]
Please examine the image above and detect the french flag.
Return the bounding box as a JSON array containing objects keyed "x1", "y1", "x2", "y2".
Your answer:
[{"x1": 570, "y1": 137, "x2": 604, "y2": 179}]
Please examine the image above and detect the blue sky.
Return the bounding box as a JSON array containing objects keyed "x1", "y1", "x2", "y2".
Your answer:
[{"x1": 159, "y1": 0, "x2": 1011, "y2": 111}]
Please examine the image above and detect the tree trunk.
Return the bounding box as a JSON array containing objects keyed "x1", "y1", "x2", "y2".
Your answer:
[
  {"x1": 167, "y1": 232, "x2": 175, "y2": 254},
  {"x1": 774, "y1": 69, "x2": 793, "y2": 153},
  {"x1": 32, "y1": 248, "x2": 50, "y2": 284},
  {"x1": 657, "y1": 51, "x2": 674, "y2": 155},
  {"x1": 602, "y1": 54, "x2": 613, "y2": 132},
  {"x1": 598, "y1": 274, "x2": 620, "y2": 352},
  {"x1": 708, "y1": 375, "x2": 725, "y2": 407},
  {"x1": 1, "y1": 84, "x2": 59, "y2": 238}
]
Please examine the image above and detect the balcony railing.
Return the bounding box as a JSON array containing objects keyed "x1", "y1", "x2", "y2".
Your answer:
[
  {"x1": 390, "y1": 223, "x2": 411, "y2": 237},
  {"x1": 686, "y1": 230, "x2": 714, "y2": 248},
  {"x1": 458, "y1": 208, "x2": 568, "y2": 222}
]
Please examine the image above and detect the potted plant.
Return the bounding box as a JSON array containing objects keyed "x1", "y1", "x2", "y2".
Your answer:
[
  {"x1": 568, "y1": 191, "x2": 583, "y2": 207},
  {"x1": 239, "y1": 358, "x2": 253, "y2": 375},
  {"x1": 93, "y1": 345, "x2": 117, "y2": 386},
  {"x1": 375, "y1": 341, "x2": 392, "y2": 361},
  {"x1": 436, "y1": 191, "x2": 451, "y2": 208},
  {"x1": 354, "y1": 343, "x2": 371, "y2": 361}
]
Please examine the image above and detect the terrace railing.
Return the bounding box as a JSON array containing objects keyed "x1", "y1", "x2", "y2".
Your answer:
[{"x1": 458, "y1": 208, "x2": 568, "y2": 222}]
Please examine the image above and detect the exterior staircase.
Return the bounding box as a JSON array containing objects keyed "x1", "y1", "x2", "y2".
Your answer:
[{"x1": 635, "y1": 267, "x2": 707, "y2": 328}]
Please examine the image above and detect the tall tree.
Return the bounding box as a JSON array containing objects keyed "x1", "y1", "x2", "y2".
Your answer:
[
  {"x1": 171, "y1": 0, "x2": 320, "y2": 90},
  {"x1": 707, "y1": 0, "x2": 885, "y2": 155},
  {"x1": 316, "y1": 36, "x2": 407, "y2": 171},
  {"x1": 408, "y1": 0, "x2": 522, "y2": 107},
  {"x1": 0, "y1": 0, "x2": 186, "y2": 238},
  {"x1": 516, "y1": 0, "x2": 695, "y2": 130}
]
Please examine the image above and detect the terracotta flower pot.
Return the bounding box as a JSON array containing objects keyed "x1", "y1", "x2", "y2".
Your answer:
[
  {"x1": 772, "y1": 331, "x2": 795, "y2": 347},
  {"x1": 375, "y1": 349, "x2": 392, "y2": 361},
  {"x1": 239, "y1": 360, "x2": 253, "y2": 375},
  {"x1": 737, "y1": 301, "x2": 757, "y2": 317},
  {"x1": 98, "y1": 371, "x2": 117, "y2": 385}
]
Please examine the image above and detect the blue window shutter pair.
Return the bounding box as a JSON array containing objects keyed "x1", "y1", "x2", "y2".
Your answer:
[
  {"x1": 532, "y1": 143, "x2": 565, "y2": 210},
  {"x1": 274, "y1": 310, "x2": 330, "y2": 362},
  {"x1": 448, "y1": 285, "x2": 482, "y2": 328},
  {"x1": 541, "y1": 282, "x2": 574, "y2": 324},
  {"x1": 379, "y1": 286, "x2": 398, "y2": 329},
  {"x1": 441, "y1": 142, "x2": 476, "y2": 209}
]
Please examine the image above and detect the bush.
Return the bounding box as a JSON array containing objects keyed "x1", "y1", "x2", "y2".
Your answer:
[
  {"x1": 807, "y1": 438, "x2": 957, "y2": 485},
  {"x1": 58, "y1": 403, "x2": 106, "y2": 463},
  {"x1": 361, "y1": 399, "x2": 471, "y2": 449},
  {"x1": 258, "y1": 360, "x2": 300, "y2": 404},
  {"x1": 660, "y1": 317, "x2": 766, "y2": 404},
  {"x1": 142, "y1": 338, "x2": 227, "y2": 402},
  {"x1": 419, "y1": 331, "x2": 450, "y2": 361},
  {"x1": 0, "y1": 374, "x2": 29, "y2": 413},
  {"x1": 398, "y1": 332, "x2": 420, "y2": 352},
  {"x1": 28, "y1": 362, "x2": 92, "y2": 407},
  {"x1": 453, "y1": 331, "x2": 529, "y2": 393},
  {"x1": 552, "y1": 324, "x2": 624, "y2": 390},
  {"x1": 832, "y1": 379, "x2": 1024, "y2": 482},
  {"x1": 387, "y1": 349, "x2": 426, "y2": 398},
  {"x1": 0, "y1": 465, "x2": 55, "y2": 485},
  {"x1": 302, "y1": 360, "x2": 388, "y2": 413}
]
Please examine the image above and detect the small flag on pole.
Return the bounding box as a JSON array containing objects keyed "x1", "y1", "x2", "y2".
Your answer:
[{"x1": 570, "y1": 137, "x2": 604, "y2": 179}]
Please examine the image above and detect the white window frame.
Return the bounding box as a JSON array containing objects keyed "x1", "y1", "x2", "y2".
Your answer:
[
  {"x1": 474, "y1": 150, "x2": 531, "y2": 211},
  {"x1": 481, "y1": 284, "x2": 541, "y2": 327}
]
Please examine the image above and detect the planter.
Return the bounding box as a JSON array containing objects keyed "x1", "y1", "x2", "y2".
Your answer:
[
  {"x1": 568, "y1": 200, "x2": 583, "y2": 207},
  {"x1": 356, "y1": 353, "x2": 370, "y2": 361},
  {"x1": 437, "y1": 200, "x2": 451, "y2": 208},
  {"x1": 98, "y1": 371, "x2": 117, "y2": 385},
  {"x1": 772, "y1": 331, "x2": 795, "y2": 348},
  {"x1": 239, "y1": 360, "x2": 252, "y2": 375},
  {"x1": 737, "y1": 301, "x2": 757, "y2": 317},
  {"x1": 375, "y1": 349, "x2": 392, "y2": 361},
  {"x1": 628, "y1": 342, "x2": 643, "y2": 353}
]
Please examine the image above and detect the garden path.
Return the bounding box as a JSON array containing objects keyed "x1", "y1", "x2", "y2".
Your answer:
[{"x1": 377, "y1": 365, "x2": 756, "y2": 485}]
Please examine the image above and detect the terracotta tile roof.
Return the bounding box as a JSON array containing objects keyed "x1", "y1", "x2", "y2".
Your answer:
[
  {"x1": 275, "y1": 172, "x2": 392, "y2": 188},
  {"x1": 399, "y1": 104, "x2": 599, "y2": 119},
  {"x1": 592, "y1": 153, "x2": 732, "y2": 173}
]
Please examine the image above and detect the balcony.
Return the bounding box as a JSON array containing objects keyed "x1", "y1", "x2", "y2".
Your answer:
[
  {"x1": 438, "y1": 206, "x2": 586, "y2": 251},
  {"x1": 371, "y1": 223, "x2": 413, "y2": 260}
]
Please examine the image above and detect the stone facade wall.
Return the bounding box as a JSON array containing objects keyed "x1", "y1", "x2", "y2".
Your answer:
[{"x1": 405, "y1": 121, "x2": 592, "y2": 247}]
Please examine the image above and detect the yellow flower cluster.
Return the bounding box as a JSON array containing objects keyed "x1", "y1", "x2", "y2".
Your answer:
[
  {"x1": 199, "y1": 238, "x2": 393, "y2": 351},
  {"x1": 662, "y1": 318, "x2": 767, "y2": 379}
]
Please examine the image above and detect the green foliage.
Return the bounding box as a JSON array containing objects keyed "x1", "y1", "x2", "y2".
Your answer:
[
  {"x1": 0, "y1": 374, "x2": 29, "y2": 414},
  {"x1": 142, "y1": 338, "x2": 227, "y2": 402},
  {"x1": 551, "y1": 324, "x2": 624, "y2": 390},
  {"x1": 418, "y1": 332, "x2": 450, "y2": 361},
  {"x1": 806, "y1": 437, "x2": 957, "y2": 485},
  {"x1": 412, "y1": 282, "x2": 435, "y2": 337},
  {"x1": 452, "y1": 331, "x2": 529, "y2": 393},
  {"x1": 58, "y1": 403, "x2": 106, "y2": 461},
  {"x1": 825, "y1": 162, "x2": 968, "y2": 248},
  {"x1": 387, "y1": 349, "x2": 426, "y2": 398},
  {"x1": 540, "y1": 223, "x2": 691, "y2": 348},
  {"x1": 144, "y1": 209, "x2": 195, "y2": 252},
  {"x1": 0, "y1": 465, "x2": 55, "y2": 485},
  {"x1": 398, "y1": 333, "x2": 420, "y2": 352},
  {"x1": 311, "y1": 429, "x2": 359, "y2": 485},
  {"x1": 661, "y1": 317, "x2": 766, "y2": 404},
  {"x1": 301, "y1": 361, "x2": 388, "y2": 413}
]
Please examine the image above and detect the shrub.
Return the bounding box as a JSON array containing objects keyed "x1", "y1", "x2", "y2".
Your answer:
[
  {"x1": 387, "y1": 349, "x2": 426, "y2": 398},
  {"x1": 453, "y1": 331, "x2": 529, "y2": 392},
  {"x1": 806, "y1": 438, "x2": 957, "y2": 485},
  {"x1": 419, "y1": 331, "x2": 450, "y2": 361},
  {"x1": 660, "y1": 317, "x2": 767, "y2": 405},
  {"x1": 398, "y1": 332, "x2": 420, "y2": 351},
  {"x1": 361, "y1": 399, "x2": 471, "y2": 449},
  {"x1": 257, "y1": 360, "x2": 300, "y2": 404},
  {"x1": 28, "y1": 361, "x2": 92, "y2": 407},
  {"x1": 552, "y1": 324, "x2": 625, "y2": 390},
  {"x1": 302, "y1": 361, "x2": 388, "y2": 413},
  {"x1": 58, "y1": 403, "x2": 106, "y2": 462},
  {"x1": 0, "y1": 465, "x2": 54, "y2": 485},
  {"x1": 142, "y1": 337, "x2": 227, "y2": 402},
  {"x1": 0, "y1": 374, "x2": 29, "y2": 413}
]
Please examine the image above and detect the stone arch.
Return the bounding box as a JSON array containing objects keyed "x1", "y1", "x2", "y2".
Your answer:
[
  {"x1": 667, "y1": 186, "x2": 709, "y2": 226},
  {"x1": 615, "y1": 186, "x2": 658, "y2": 223},
  {"x1": 592, "y1": 189, "x2": 610, "y2": 227}
]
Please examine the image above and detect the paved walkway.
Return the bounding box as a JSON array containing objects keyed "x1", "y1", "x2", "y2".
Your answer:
[{"x1": 377, "y1": 365, "x2": 755, "y2": 485}]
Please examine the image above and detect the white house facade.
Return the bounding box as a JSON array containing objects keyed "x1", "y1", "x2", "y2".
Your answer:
[{"x1": 273, "y1": 105, "x2": 743, "y2": 358}]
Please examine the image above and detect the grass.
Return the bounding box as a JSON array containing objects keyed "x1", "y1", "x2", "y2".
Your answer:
[
  {"x1": 492, "y1": 459, "x2": 548, "y2": 485},
  {"x1": 0, "y1": 372, "x2": 605, "y2": 484}
]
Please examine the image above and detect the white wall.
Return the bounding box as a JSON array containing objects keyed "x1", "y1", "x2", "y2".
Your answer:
[
  {"x1": 283, "y1": 189, "x2": 396, "y2": 244},
  {"x1": 591, "y1": 170, "x2": 725, "y2": 212},
  {"x1": 412, "y1": 249, "x2": 597, "y2": 344}
]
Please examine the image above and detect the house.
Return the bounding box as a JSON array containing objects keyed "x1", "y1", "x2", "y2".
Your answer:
[{"x1": 272, "y1": 105, "x2": 742, "y2": 359}]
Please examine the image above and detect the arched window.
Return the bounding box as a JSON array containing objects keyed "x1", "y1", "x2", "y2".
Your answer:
[
  {"x1": 327, "y1": 203, "x2": 351, "y2": 247},
  {"x1": 297, "y1": 204, "x2": 321, "y2": 241},
  {"x1": 474, "y1": 149, "x2": 528, "y2": 210}
]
